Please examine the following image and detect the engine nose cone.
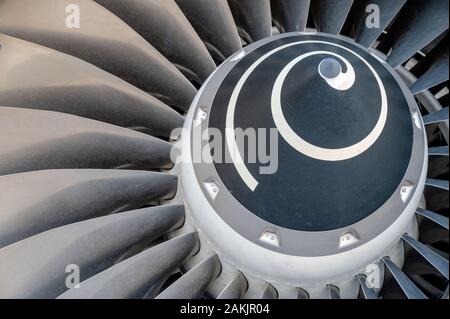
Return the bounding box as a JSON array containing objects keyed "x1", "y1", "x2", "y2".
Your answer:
[{"x1": 180, "y1": 32, "x2": 426, "y2": 285}]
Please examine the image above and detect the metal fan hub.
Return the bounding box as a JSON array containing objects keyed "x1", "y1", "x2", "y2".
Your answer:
[{"x1": 179, "y1": 33, "x2": 427, "y2": 287}]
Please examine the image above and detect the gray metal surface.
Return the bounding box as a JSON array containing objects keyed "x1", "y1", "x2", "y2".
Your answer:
[
  {"x1": 382, "y1": 257, "x2": 427, "y2": 299},
  {"x1": 228, "y1": 0, "x2": 272, "y2": 43},
  {"x1": 0, "y1": 0, "x2": 447, "y2": 300},
  {"x1": 353, "y1": 0, "x2": 407, "y2": 48},
  {"x1": 402, "y1": 234, "x2": 449, "y2": 279},
  {"x1": 175, "y1": 0, "x2": 242, "y2": 61},
  {"x1": 260, "y1": 284, "x2": 278, "y2": 299},
  {"x1": 310, "y1": 0, "x2": 354, "y2": 35},
  {"x1": 0, "y1": 169, "x2": 177, "y2": 248},
  {"x1": 0, "y1": 107, "x2": 173, "y2": 176},
  {"x1": 441, "y1": 286, "x2": 449, "y2": 299},
  {"x1": 428, "y1": 146, "x2": 449, "y2": 157},
  {"x1": 187, "y1": 32, "x2": 427, "y2": 257},
  {"x1": 386, "y1": 0, "x2": 449, "y2": 68},
  {"x1": 416, "y1": 208, "x2": 449, "y2": 230},
  {"x1": 216, "y1": 272, "x2": 248, "y2": 299},
  {"x1": 296, "y1": 288, "x2": 309, "y2": 299},
  {"x1": 0, "y1": 0, "x2": 196, "y2": 110},
  {"x1": 94, "y1": 0, "x2": 216, "y2": 84},
  {"x1": 410, "y1": 43, "x2": 449, "y2": 95},
  {"x1": 395, "y1": 62, "x2": 449, "y2": 143},
  {"x1": 328, "y1": 285, "x2": 341, "y2": 299},
  {"x1": 0, "y1": 35, "x2": 183, "y2": 137},
  {"x1": 0, "y1": 205, "x2": 185, "y2": 298},
  {"x1": 271, "y1": 0, "x2": 310, "y2": 33},
  {"x1": 422, "y1": 107, "x2": 449, "y2": 125},
  {"x1": 59, "y1": 233, "x2": 198, "y2": 299},
  {"x1": 426, "y1": 178, "x2": 449, "y2": 191},
  {"x1": 356, "y1": 274, "x2": 378, "y2": 299},
  {"x1": 156, "y1": 255, "x2": 221, "y2": 299}
]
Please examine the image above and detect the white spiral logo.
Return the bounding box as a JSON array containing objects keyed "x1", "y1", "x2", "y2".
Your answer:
[{"x1": 226, "y1": 40, "x2": 388, "y2": 190}]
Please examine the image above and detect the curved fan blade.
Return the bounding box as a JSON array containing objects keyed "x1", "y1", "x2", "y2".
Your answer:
[
  {"x1": 357, "y1": 274, "x2": 378, "y2": 299},
  {"x1": 58, "y1": 233, "x2": 198, "y2": 299},
  {"x1": 442, "y1": 286, "x2": 449, "y2": 299},
  {"x1": 271, "y1": 0, "x2": 310, "y2": 33},
  {"x1": 402, "y1": 234, "x2": 449, "y2": 280},
  {"x1": 418, "y1": 227, "x2": 449, "y2": 246},
  {"x1": 0, "y1": 0, "x2": 196, "y2": 110},
  {"x1": 175, "y1": 0, "x2": 242, "y2": 62},
  {"x1": 260, "y1": 283, "x2": 278, "y2": 299},
  {"x1": 297, "y1": 287, "x2": 309, "y2": 299},
  {"x1": 428, "y1": 146, "x2": 449, "y2": 157},
  {"x1": 156, "y1": 255, "x2": 221, "y2": 299},
  {"x1": 228, "y1": 0, "x2": 272, "y2": 43},
  {"x1": 386, "y1": 0, "x2": 449, "y2": 69},
  {"x1": 410, "y1": 41, "x2": 449, "y2": 95},
  {"x1": 408, "y1": 274, "x2": 447, "y2": 299},
  {"x1": 0, "y1": 205, "x2": 184, "y2": 298},
  {"x1": 93, "y1": 0, "x2": 216, "y2": 84},
  {"x1": 353, "y1": 0, "x2": 407, "y2": 48},
  {"x1": 426, "y1": 178, "x2": 449, "y2": 191},
  {"x1": 382, "y1": 257, "x2": 428, "y2": 299},
  {"x1": 311, "y1": 0, "x2": 354, "y2": 35},
  {"x1": 417, "y1": 208, "x2": 449, "y2": 230},
  {"x1": 0, "y1": 35, "x2": 183, "y2": 137},
  {"x1": 403, "y1": 247, "x2": 449, "y2": 276},
  {"x1": 0, "y1": 107, "x2": 173, "y2": 176},
  {"x1": 0, "y1": 169, "x2": 177, "y2": 248},
  {"x1": 423, "y1": 107, "x2": 449, "y2": 125},
  {"x1": 217, "y1": 272, "x2": 247, "y2": 299},
  {"x1": 327, "y1": 285, "x2": 341, "y2": 299}
]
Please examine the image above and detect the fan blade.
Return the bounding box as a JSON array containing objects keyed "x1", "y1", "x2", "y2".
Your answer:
[
  {"x1": 409, "y1": 274, "x2": 447, "y2": 298},
  {"x1": 382, "y1": 257, "x2": 428, "y2": 299},
  {"x1": 0, "y1": 169, "x2": 177, "y2": 248},
  {"x1": 271, "y1": 0, "x2": 310, "y2": 33},
  {"x1": 423, "y1": 107, "x2": 449, "y2": 125},
  {"x1": 410, "y1": 44, "x2": 449, "y2": 95},
  {"x1": 442, "y1": 286, "x2": 449, "y2": 299},
  {"x1": 260, "y1": 283, "x2": 278, "y2": 299},
  {"x1": 297, "y1": 287, "x2": 309, "y2": 299},
  {"x1": 156, "y1": 255, "x2": 221, "y2": 299},
  {"x1": 93, "y1": 0, "x2": 215, "y2": 84},
  {"x1": 228, "y1": 0, "x2": 272, "y2": 43},
  {"x1": 418, "y1": 227, "x2": 449, "y2": 246},
  {"x1": 412, "y1": 273, "x2": 446, "y2": 298},
  {"x1": 311, "y1": 0, "x2": 354, "y2": 35},
  {"x1": 402, "y1": 234, "x2": 449, "y2": 280},
  {"x1": 356, "y1": 274, "x2": 378, "y2": 299},
  {"x1": 0, "y1": 35, "x2": 183, "y2": 137},
  {"x1": 58, "y1": 233, "x2": 198, "y2": 299},
  {"x1": 404, "y1": 247, "x2": 449, "y2": 276},
  {"x1": 417, "y1": 208, "x2": 449, "y2": 230},
  {"x1": 0, "y1": 205, "x2": 184, "y2": 298},
  {"x1": 426, "y1": 178, "x2": 449, "y2": 191},
  {"x1": 386, "y1": 0, "x2": 449, "y2": 69},
  {"x1": 428, "y1": 146, "x2": 449, "y2": 157},
  {"x1": 175, "y1": 0, "x2": 241, "y2": 62},
  {"x1": 217, "y1": 272, "x2": 247, "y2": 299},
  {"x1": 353, "y1": 0, "x2": 407, "y2": 48},
  {"x1": 0, "y1": 107, "x2": 173, "y2": 176},
  {"x1": 0, "y1": 0, "x2": 196, "y2": 110},
  {"x1": 327, "y1": 285, "x2": 341, "y2": 299}
]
